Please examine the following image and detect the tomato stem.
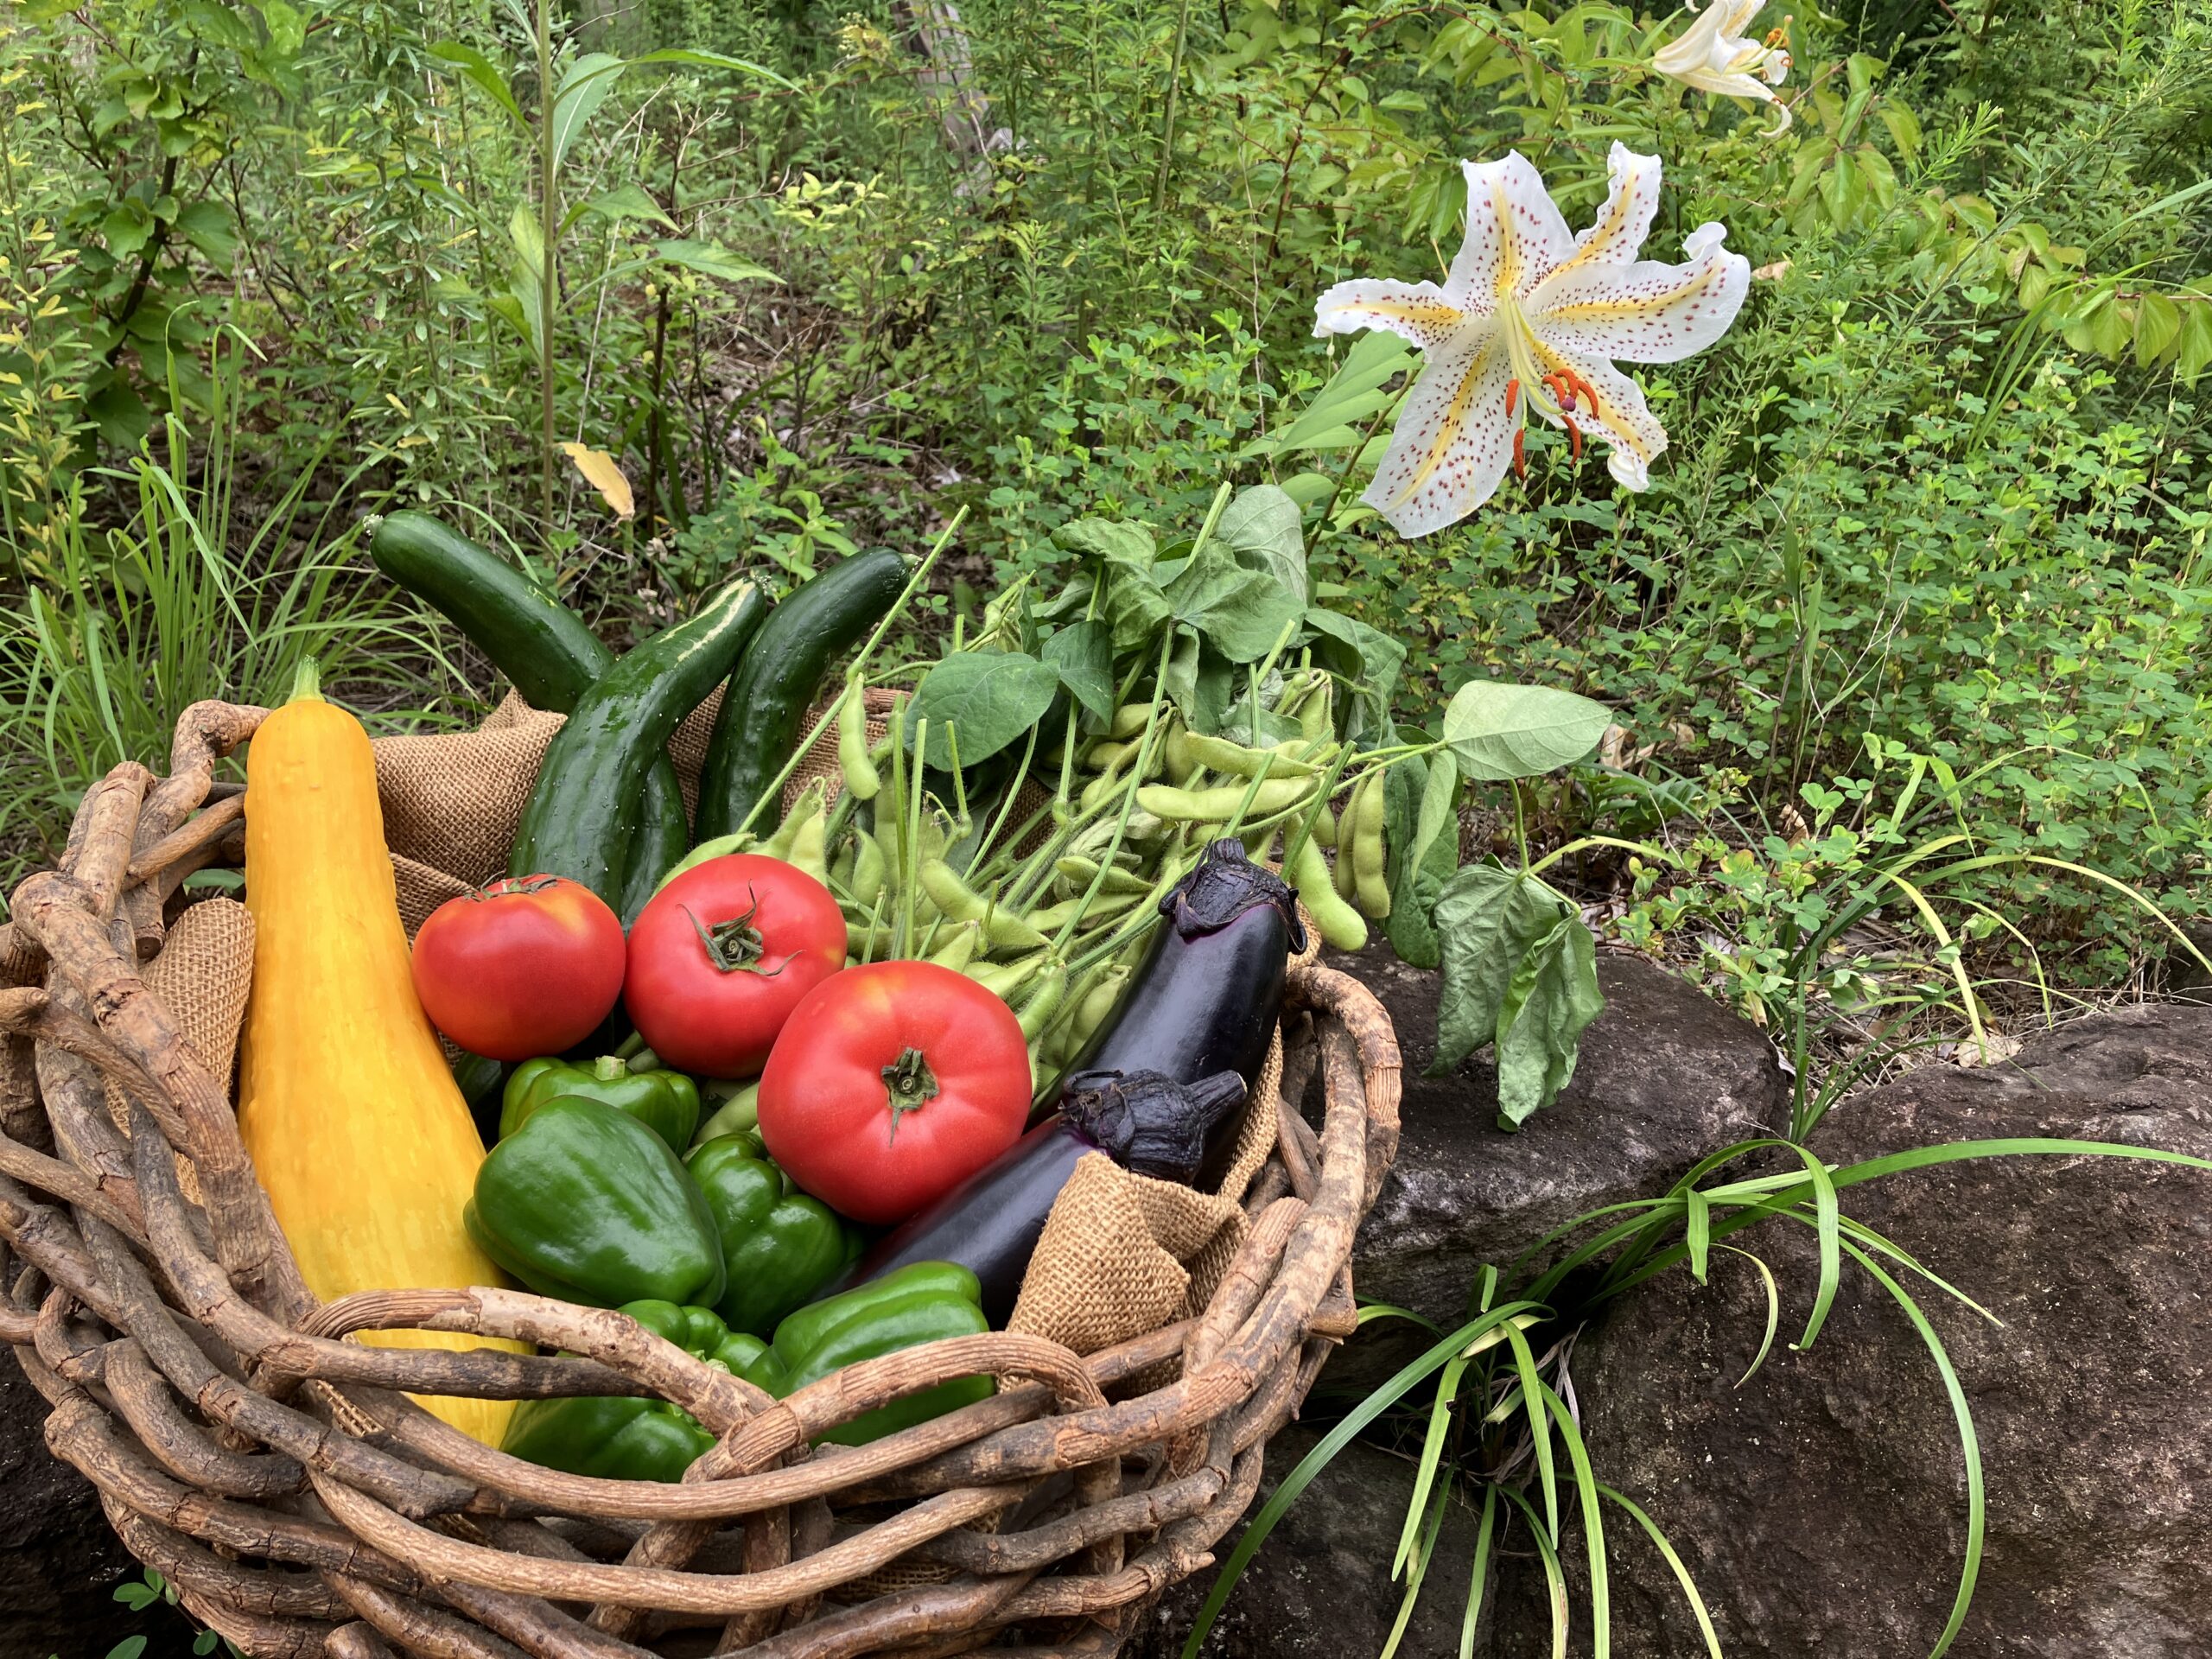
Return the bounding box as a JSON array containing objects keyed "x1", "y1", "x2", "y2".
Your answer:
[
  {"x1": 683, "y1": 898, "x2": 782, "y2": 976},
  {"x1": 881, "y1": 1046, "x2": 940, "y2": 1141}
]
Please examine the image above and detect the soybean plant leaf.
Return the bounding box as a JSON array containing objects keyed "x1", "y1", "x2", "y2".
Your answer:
[
  {"x1": 429, "y1": 41, "x2": 526, "y2": 128},
  {"x1": 1160, "y1": 627, "x2": 1233, "y2": 734},
  {"x1": 1054, "y1": 516, "x2": 1157, "y2": 569},
  {"x1": 1055, "y1": 518, "x2": 1167, "y2": 652},
  {"x1": 1216, "y1": 484, "x2": 1307, "y2": 607},
  {"x1": 551, "y1": 52, "x2": 625, "y2": 171},
  {"x1": 907, "y1": 652, "x2": 1063, "y2": 767},
  {"x1": 1164, "y1": 542, "x2": 1304, "y2": 664},
  {"x1": 1428, "y1": 867, "x2": 1563, "y2": 1076},
  {"x1": 654, "y1": 239, "x2": 779, "y2": 284},
  {"x1": 1493, "y1": 909, "x2": 1604, "y2": 1127},
  {"x1": 582, "y1": 183, "x2": 677, "y2": 229},
  {"x1": 1306, "y1": 607, "x2": 1408, "y2": 739},
  {"x1": 1042, "y1": 620, "x2": 1115, "y2": 724},
  {"x1": 1255, "y1": 329, "x2": 1417, "y2": 456},
  {"x1": 1412, "y1": 750, "x2": 1458, "y2": 874},
  {"x1": 1444, "y1": 681, "x2": 1613, "y2": 781}
]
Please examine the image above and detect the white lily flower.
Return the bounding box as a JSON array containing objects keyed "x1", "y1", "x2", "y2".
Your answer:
[
  {"x1": 1312, "y1": 145, "x2": 1751, "y2": 537},
  {"x1": 1652, "y1": 0, "x2": 1793, "y2": 132}
]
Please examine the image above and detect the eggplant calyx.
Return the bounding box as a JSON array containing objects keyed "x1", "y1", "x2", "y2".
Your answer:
[
  {"x1": 882, "y1": 1046, "x2": 942, "y2": 1141},
  {"x1": 1164, "y1": 839, "x2": 1309, "y2": 951},
  {"x1": 683, "y1": 897, "x2": 783, "y2": 976},
  {"x1": 1061, "y1": 1068, "x2": 1248, "y2": 1185}
]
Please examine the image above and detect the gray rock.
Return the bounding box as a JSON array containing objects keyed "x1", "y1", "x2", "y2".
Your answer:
[
  {"x1": 0, "y1": 1356, "x2": 197, "y2": 1659},
  {"x1": 1327, "y1": 945, "x2": 1789, "y2": 1399},
  {"x1": 1484, "y1": 999, "x2": 2212, "y2": 1657}
]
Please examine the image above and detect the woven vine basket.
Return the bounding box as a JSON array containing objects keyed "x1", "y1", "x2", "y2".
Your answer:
[{"x1": 0, "y1": 698, "x2": 1402, "y2": 1659}]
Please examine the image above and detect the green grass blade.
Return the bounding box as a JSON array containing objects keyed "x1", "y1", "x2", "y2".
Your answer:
[
  {"x1": 1177, "y1": 1303, "x2": 1545, "y2": 1659},
  {"x1": 1459, "y1": 1484, "x2": 1499, "y2": 1659},
  {"x1": 1395, "y1": 1354, "x2": 1470, "y2": 1578},
  {"x1": 1685, "y1": 1187, "x2": 1711, "y2": 1284},
  {"x1": 1541, "y1": 1383, "x2": 1610, "y2": 1659},
  {"x1": 1380, "y1": 1468, "x2": 1453, "y2": 1659},
  {"x1": 1713, "y1": 1243, "x2": 1781, "y2": 1387},
  {"x1": 1596, "y1": 1484, "x2": 1724, "y2": 1657},
  {"x1": 1830, "y1": 1138, "x2": 2212, "y2": 1192},
  {"x1": 1503, "y1": 1321, "x2": 1560, "y2": 1546},
  {"x1": 1839, "y1": 1238, "x2": 1984, "y2": 1657},
  {"x1": 1499, "y1": 1486, "x2": 1570, "y2": 1659}
]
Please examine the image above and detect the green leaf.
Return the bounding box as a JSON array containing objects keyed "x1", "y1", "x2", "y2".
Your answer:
[
  {"x1": 1259, "y1": 329, "x2": 1415, "y2": 456},
  {"x1": 626, "y1": 47, "x2": 795, "y2": 86},
  {"x1": 175, "y1": 200, "x2": 237, "y2": 268},
  {"x1": 1215, "y1": 483, "x2": 1307, "y2": 607},
  {"x1": 1305, "y1": 607, "x2": 1407, "y2": 741},
  {"x1": 1053, "y1": 518, "x2": 1167, "y2": 652},
  {"x1": 105, "y1": 1639, "x2": 149, "y2": 1659},
  {"x1": 257, "y1": 0, "x2": 305, "y2": 55},
  {"x1": 2132, "y1": 292, "x2": 2183, "y2": 367},
  {"x1": 1411, "y1": 750, "x2": 1459, "y2": 876},
  {"x1": 100, "y1": 204, "x2": 152, "y2": 262},
  {"x1": 579, "y1": 183, "x2": 677, "y2": 231},
  {"x1": 1162, "y1": 540, "x2": 1304, "y2": 664},
  {"x1": 429, "y1": 41, "x2": 526, "y2": 129},
  {"x1": 1041, "y1": 620, "x2": 1114, "y2": 723},
  {"x1": 906, "y1": 651, "x2": 1064, "y2": 768},
  {"x1": 1428, "y1": 866, "x2": 1563, "y2": 1075},
  {"x1": 551, "y1": 53, "x2": 626, "y2": 173},
  {"x1": 1493, "y1": 911, "x2": 1603, "y2": 1127},
  {"x1": 2177, "y1": 299, "x2": 2212, "y2": 381},
  {"x1": 653, "y1": 238, "x2": 779, "y2": 284},
  {"x1": 1442, "y1": 680, "x2": 1612, "y2": 781},
  {"x1": 1160, "y1": 626, "x2": 1232, "y2": 732}
]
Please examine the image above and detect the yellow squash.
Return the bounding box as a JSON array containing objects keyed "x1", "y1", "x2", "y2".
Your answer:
[{"x1": 237, "y1": 663, "x2": 523, "y2": 1445}]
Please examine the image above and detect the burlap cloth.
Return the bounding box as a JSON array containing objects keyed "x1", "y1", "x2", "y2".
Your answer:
[{"x1": 118, "y1": 686, "x2": 1290, "y2": 1376}]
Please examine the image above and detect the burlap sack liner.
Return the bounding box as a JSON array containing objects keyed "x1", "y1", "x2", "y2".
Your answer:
[{"x1": 142, "y1": 686, "x2": 1301, "y2": 1399}]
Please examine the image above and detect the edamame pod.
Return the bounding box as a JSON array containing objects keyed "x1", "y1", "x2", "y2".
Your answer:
[
  {"x1": 1351, "y1": 765, "x2": 1391, "y2": 919},
  {"x1": 928, "y1": 920, "x2": 983, "y2": 972},
  {"x1": 918, "y1": 860, "x2": 1050, "y2": 950},
  {"x1": 1289, "y1": 831, "x2": 1368, "y2": 952},
  {"x1": 1136, "y1": 778, "x2": 1310, "y2": 822},
  {"x1": 1017, "y1": 962, "x2": 1069, "y2": 1042},
  {"x1": 837, "y1": 674, "x2": 880, "y2": 801},
  {"x1": 1053, "y1": 856, "x2": 1154, "y2": 896},
  {"x1": 1334, "y1": 774, "x2": 1364, "y2": 903}
]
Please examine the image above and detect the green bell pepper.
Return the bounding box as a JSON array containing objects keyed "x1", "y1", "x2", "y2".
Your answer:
[
  {"x1": 500, "y1": 1298, "x2": 788, "y2": 1482},
  {"x1": 769, "y1": 1262, "x2": 992, "y2": 1446},
  {"x1": 466, "y1": 1096, "x2": 727, "y2": 1309},
  {"x1": 686, "y1": 1135, "x2": 861, "y2": 1339},
  {"x1": 501, "y1": 1053, "x2": 701, "y2": 1151}
]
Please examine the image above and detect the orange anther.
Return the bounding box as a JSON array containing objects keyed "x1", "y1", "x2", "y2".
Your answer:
[
  {"x1": 1505, "y1": 378, "x2": 1521, "y2": 416},
  {"x1": 1512, "y1": 429, "x2": 1527, "y2": 480},
  {"x1": 1566, "y1": 416, "x2": 1583, "y2": 465}
]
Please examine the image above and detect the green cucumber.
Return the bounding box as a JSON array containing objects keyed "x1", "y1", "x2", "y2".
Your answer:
[
  {"x1": 370, "y1": 510, "x2": 689, "y2": 911},
  {"x1": 512, "y1": 579, "x2": 766, "y2": 906},
  {"x1": 694, "y1": 549, "x2": 907, "y2": 842}
]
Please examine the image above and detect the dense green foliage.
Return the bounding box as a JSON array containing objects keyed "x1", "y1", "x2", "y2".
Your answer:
[{"x1": 2, "y1": 0, "x2": 2207, "y2": 1045}]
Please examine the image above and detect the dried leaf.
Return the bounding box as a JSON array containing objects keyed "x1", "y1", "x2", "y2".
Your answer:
[{"x1": 558, "y1": 442, "x2": 634, "y2": 519}]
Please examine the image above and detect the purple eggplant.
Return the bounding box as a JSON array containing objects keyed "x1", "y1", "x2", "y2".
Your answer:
[
  {"x1": 830, "y1": 1069, "x2": 1246, "y2": 1325},
  {"x1": 1065, "y1": 838, "x2": 1305, "y2": 1189}
]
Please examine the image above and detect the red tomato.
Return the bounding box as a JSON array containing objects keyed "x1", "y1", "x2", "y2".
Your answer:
[
  {"x1": 757, "y1": 961, "x2": 1032, "y2": 1224},
  {"x1": 410, "y1": 874, "x2": 625, "y2": 1061},
  {"x1": 626, "y1": 855, "x2": 847, "y2": 1077}
]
